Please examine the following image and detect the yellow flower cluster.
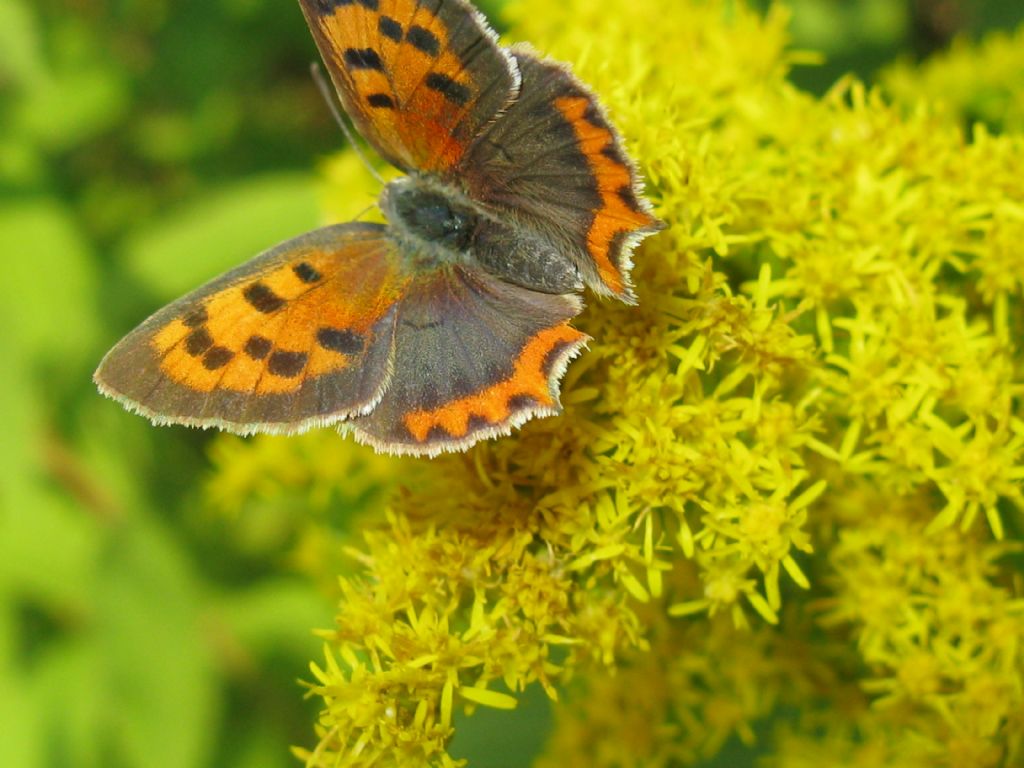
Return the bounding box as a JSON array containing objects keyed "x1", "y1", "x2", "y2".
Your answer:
[
  {"x1": 882, "y1": 21, "x2": 1024, "y2": 133},
  {"x1": 208, "y1": 1, "x2": 1024, "y2": 765}
]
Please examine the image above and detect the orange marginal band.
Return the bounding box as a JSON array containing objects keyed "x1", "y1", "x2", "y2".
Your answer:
[
  {"x1": 403, "y1": 323, "x2": 586, "y2": 442},
  {"x1": 554, "y1": 95, "x2": 658, "y2": 296}
]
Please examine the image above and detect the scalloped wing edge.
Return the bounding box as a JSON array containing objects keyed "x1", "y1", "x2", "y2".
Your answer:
[{"x1": 344, "y1": 330, "x2": 589, "y2": 457}]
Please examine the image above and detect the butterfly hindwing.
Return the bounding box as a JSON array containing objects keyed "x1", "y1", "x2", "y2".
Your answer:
[
  {"x1": 95, "y1": 223, "x2": 409, "y2": 434},
  {"x1": 461, "y1": 48, "x2": 664, "y2": 302},
  {"x1": 298, "y1": 0, "x2": 519, "y2": 174},
  {"x1": 348, "y1": 265, "x2": 588, "y2": 455}
]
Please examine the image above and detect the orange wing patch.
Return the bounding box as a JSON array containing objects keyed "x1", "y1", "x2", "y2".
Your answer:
[
  {"x1": 153, "y1": 247, "x2": 406, "y2": 395},
  {"x1": 402, "y1": 322, "x2": 586, "y2": 442},
  {"x1": 300, "y1": 0, "x2": 517, "y2": 173},
  {"x1": 554, "y1": 95, "x2": 662, "y2": 297},
  {"x1": 330, "y1": 0, "x2": 472, "y2": 167}
]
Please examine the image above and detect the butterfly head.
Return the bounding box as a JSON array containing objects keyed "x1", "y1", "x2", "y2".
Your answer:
[{"x1": 381, "y1": 176, "x2": 480, "y2": 261}]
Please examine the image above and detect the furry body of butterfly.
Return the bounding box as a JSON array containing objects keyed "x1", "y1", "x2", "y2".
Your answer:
[{"x1": 94, "y1": 0, "x2": 664, "y2": 456}]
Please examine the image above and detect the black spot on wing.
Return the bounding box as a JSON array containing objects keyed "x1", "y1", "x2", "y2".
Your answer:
[
  {"x1": 583, "y1": 102, "x2": 606, "y2": 129},
  {"x1": 185, "y1": 328, "x2": 214, "y2": 357},
  {"x1": 183, "y1": 306, "x2": 208, "y2": 328},
  {"x1": 601, "y1": 143, "x2": 624, "y2": 162},
  {"x1": 607, "y1": 230, "x2": 630, "y2": 270},
  {"x1": 243, "y1": 282, "x2": 285, "y2": 314},
  {"x1": 344, "y1": 48, "x2": 384, "y2": 72},
  {"x1": 293, "y1": 262, "x2": 322, "y2": 283},
  {"x1": 617, "y1": 184, "x2": 643, "y2": 213},
  {"x1": 244, "y1": 335, "x2": 272, "y2": 360},
  {"x1": 367, "y1": 93, "x2": 396, "y2": 109},
  {"x1": 508, "y1": 394, "x2": 541, "y2": 412},
  {"x1": 465, "y1": 414, "x2": 493, "y2": 435},
  {"x1": 407, "y1": 26, "x2": 440, "y2": 56},
  {"x1": 541, "y1": 339, "x2": 575, "y2": 377},
  {"x1": 202, "y1": 346, "x2": 234, "y2": 370},
  {"x1": 422, "y1": 424, "x2": 454, "y2": 443},
  {"x1": 426, "y1": 73, "x2": 471, "y2": 106},
  {"x1": 379, "y1": 15, "x2": 402, "y2": 41},
  {"x1": 268, "y1": 350, "x2": 308, "y2": 378},
  {"x1": 317, "y1": 327, "x2": 365, "y2": 354}
]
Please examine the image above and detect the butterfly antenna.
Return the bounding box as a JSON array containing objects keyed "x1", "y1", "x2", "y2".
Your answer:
[{"x1": 310, "y1": 63, "x2": 385, "y2": 185}]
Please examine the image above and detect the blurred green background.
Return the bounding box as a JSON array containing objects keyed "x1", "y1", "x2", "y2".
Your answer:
[{"x1": 2, "y1": 0, "x2": 1022, "y2": 766}]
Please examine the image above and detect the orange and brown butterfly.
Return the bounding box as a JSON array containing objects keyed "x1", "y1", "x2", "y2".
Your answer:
[{"x1": 94, "y1": 0, "x2": 665, "y2": 457}]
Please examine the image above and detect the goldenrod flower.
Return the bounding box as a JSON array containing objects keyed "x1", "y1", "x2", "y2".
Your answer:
[
  {"x1": 882, "y1": 22, "x2": 1024, "y2": 133},
  {"x1": 210, "y1": 1, "x2": 1024, "y2": 764}
]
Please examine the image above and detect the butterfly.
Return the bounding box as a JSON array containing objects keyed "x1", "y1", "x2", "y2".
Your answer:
[{"x1": 94, "y1": 0, "x2": 664, "y2": 457}]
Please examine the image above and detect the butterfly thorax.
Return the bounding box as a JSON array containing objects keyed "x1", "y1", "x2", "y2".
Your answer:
[
  {"x1": 381, "y1": 176, "x2": 479, "y2": 269},
  {"x1": 381, "y1": 175, "x2": 583, "y2": 295}
]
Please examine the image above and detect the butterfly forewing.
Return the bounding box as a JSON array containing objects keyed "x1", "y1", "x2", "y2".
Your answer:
[
  {"x1": 299, "y1": 0, "x2": 519, "y2": 173},
  {"x1": 95, "y1": 223, "x2": 408, "y2": 434}
]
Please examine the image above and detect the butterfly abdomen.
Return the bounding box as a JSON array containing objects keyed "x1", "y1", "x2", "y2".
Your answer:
[{"x1": 471, "y1": 220, "x2": 582, "y2": 295}]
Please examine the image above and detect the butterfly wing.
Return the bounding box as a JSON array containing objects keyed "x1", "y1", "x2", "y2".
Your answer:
[
  {"x1": 348, "y1": 264, "x2": 587, "y2": 456},
  {"x1": 95, "y1": 223, "x2": 409, "y2": 435},
  {"x1": 460, "y1": 48, "x2": 664, "y2": 302},
  {"x1": 298, "y1": 0, "x2": 519, "y2": 174}
]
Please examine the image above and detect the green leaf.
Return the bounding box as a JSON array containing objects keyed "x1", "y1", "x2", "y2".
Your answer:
[
  {"x1": 215, "y1": 581, "x2": 331, "y2": 658},
  {"x1": 0, "y1": 483, "x2": 101, "y2": 608},
  {"x1": 0, "y1": 0, "x2": 45, "y2": 87},
  {"x1": 0, "y1": 660, "x2": 41, "y2": 767},
  {"x1": 94, "y1": 517, "x2": 219, "y2": 768},
  {"x1": 0, "y1": 200, "x2": 99, "y2": 362},
  {"x1": 16, "y1": 68, "x2": 128, "y2": 150},
  {"x1": 0, "y1": 504, "x2": 221, "y2": 768},
  {"x1": 230, "y1": 726, "x2": 303, "y2": 768},
  {"x1": 121, "y1": 173, "x2": 322, "y2": 299},
  {"x1": 9, "y1": 11, "x2": 129, "y2": 151},
  {"x1": 449, "y1": 682, "x2": 552, "y2": 767},
  {"x1": 0, "y1": 332, "x2": 38, "y2": 516}
]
